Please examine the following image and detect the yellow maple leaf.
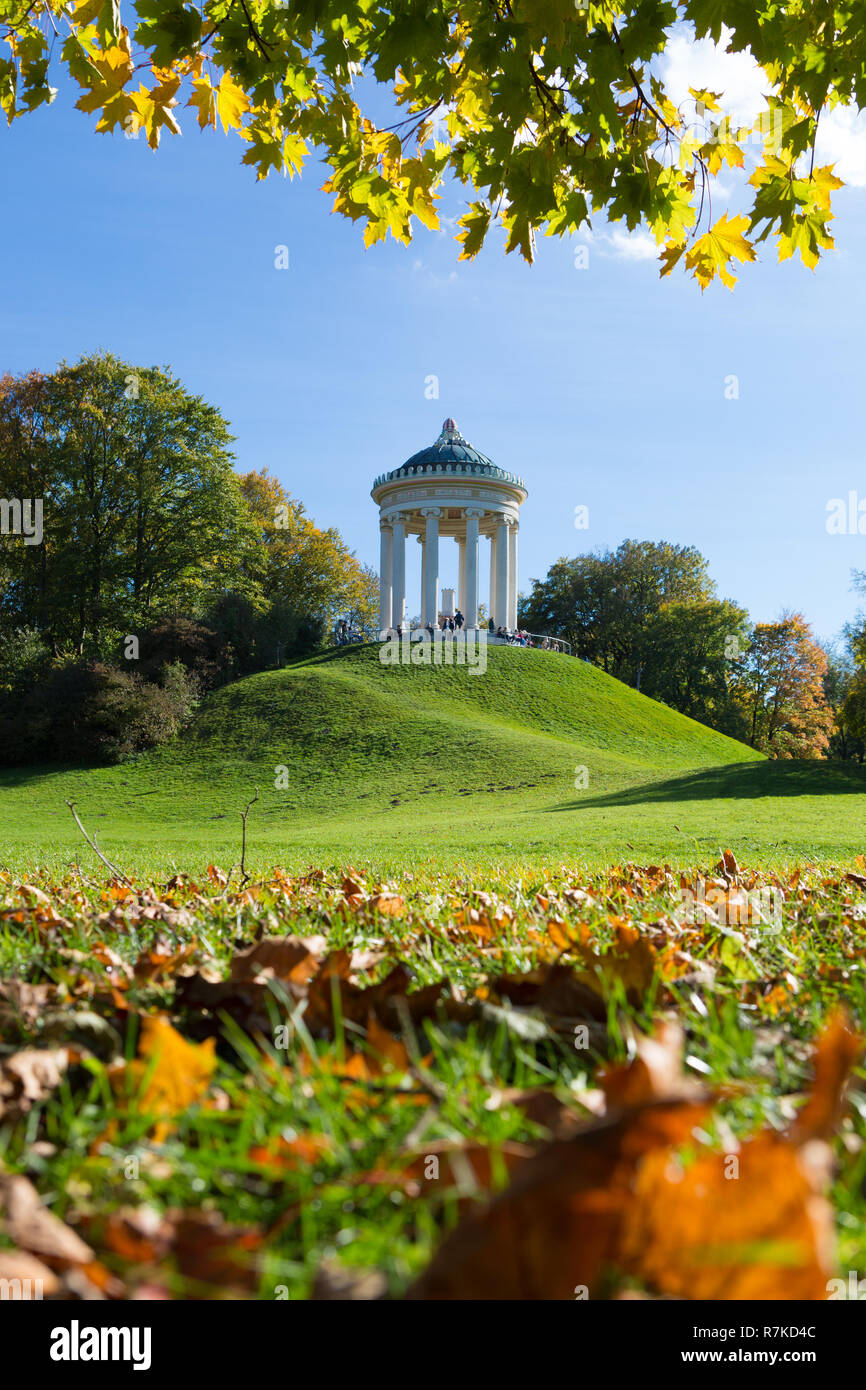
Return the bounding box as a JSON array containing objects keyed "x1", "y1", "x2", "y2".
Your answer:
[
  {"x1": 808, "y1": 163, "x2": 844, "y2": 213},
  {"x1": 95, "y1": 36, "x2": 135, "y2": 90},
  {"x1": 188, "y1": 74, "x2": 216, "y2": 130},
  {"x1": 702, "y1": 127, "x2": 747, "y2": 177},
  {"x1": 658, "y1": 239, "x2": 686, "y2": 278},
  {"x1": 685, "y1": 213, "x2": 756, "y2": 290},
  {"x1": 689, "y1": 87, "x2": 723, "y2": 113},
  {"x1": 70, "y1": 0, "x2": 105, "y2": 27},
  {"x1": 128, "y1": 84, "x2": 181, "y2": 149},
  {"x1": 214, "y1": 72, "x2": 250, "y2": 133},
  {"x1": 73, "y1": 28, "x2": 135, "y2": 124}
]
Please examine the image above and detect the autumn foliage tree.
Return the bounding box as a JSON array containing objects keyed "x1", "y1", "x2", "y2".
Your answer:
[
  {"x1": 0, "y1": 1, "x2": 858, "y2": 285},
  {"x1": 238, "y1": 470, "x2": 377, "y2": 638},
  {"x1": 734, "y1": 613, "x2": 833, "y2": 759}
]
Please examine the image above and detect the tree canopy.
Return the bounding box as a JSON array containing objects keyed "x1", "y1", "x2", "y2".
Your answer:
[
  {"x1": 0, "y1": 354, "x2": 251, "y2": 655},
  {"x1": 0, "y1": 354, "x2": 377, "y2": 661},
  {"x1": 519, "y1": 539, "x2": 717, "y2": 679},
  {"x1": 1, "y1": 1, "x2": 861, "y2": 285},
  {"x1": 733, "y1": 613, "x2": 833, "y2": 758},
  {"x1": 520, "y1": 541, "x2": 833, "y2": 754}
]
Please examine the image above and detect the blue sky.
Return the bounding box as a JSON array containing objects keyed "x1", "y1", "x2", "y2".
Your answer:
[{"x1": 3, "y1": 42, "x2": 866, "y2": 644}]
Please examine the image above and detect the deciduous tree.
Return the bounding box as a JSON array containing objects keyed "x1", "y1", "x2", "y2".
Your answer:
[
  {"x1": 520, "y1": 540, "x2": 714, "y2": 681},
  {"x1": 238, "y1": 469, "x2": 378, "y2": 636},
  {"x1": 0, "y1": 353, "x2": 254, "y2": 656},
  {"x1": 734, "y1": 613, "x2": 833, "y2": 758}
]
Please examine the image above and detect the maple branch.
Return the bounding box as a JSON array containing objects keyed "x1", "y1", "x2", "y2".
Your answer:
[
  {"x1": 529, "y1": 63, "x2": 564, "y2": 126},
  {"x1": 610, "y1": 24, "x2": 677, "y2": 141},
  {"x1": 236, "y1": 0, "x2": 272, "y2": 61}
]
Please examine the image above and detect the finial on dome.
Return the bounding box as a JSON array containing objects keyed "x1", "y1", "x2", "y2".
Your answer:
[{"x1": 437, "y1": 417, "x2": 464, "y2": 445}]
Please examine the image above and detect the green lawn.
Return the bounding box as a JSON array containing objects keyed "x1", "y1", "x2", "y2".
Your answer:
[{"x1": 2, "y1": 644, "x2": 864, "y2": 876}]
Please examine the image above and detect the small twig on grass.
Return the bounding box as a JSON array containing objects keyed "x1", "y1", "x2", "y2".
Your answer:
[
  {"x1": 239, "y1": 787, "x2": 260, "y2": 887},
  {"x1": 394, "y1": 996, "x2": 450, "y2": 1103},
  {"x1": 64, "y1": 800, "x2": 133, "y2": 886}
]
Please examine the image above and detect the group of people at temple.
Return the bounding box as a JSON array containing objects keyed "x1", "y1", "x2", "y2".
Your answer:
[
  {"x1": 492, "y1": 626, "x2": 564, "y2": 651},
  {"x1": 423, "y1": 610, "x2": 467, "y2": 635},
  {"x1": 410, "y1": 614, "x2": 565, "y2": 651},
  {"x1": 335, "y1": 620, "x2": 365, "y2": 645}
]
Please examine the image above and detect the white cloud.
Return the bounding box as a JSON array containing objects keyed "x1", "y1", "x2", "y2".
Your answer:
[
  {"x1": 608, "y1": 228, "x2": 659, "y2": 261},
  {"x1": 661, "y1": 27, "x2": 766, "y2": 129},
  {"x1": 816, "y1": 105, "x2": 866, "y2": 187},
  {"x1": 660, "y1": 25, "x2": 866, "y2": 188},
  {"x1": 411, "y1": 259, "x2": 458, "y2": 286}
]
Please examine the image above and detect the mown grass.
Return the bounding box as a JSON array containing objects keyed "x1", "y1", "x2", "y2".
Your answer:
[{"x1": 2, "y1": 645, "x2": 865, "y2": 874}]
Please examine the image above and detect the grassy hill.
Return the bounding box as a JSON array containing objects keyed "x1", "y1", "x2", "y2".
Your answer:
[{"x1": 2, "y1": 643, "x2": 865, "y2": 874}]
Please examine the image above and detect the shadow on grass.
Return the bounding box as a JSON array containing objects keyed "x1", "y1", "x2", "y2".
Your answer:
[{"x1": 551, "y1": 759, "x2": 866, "y2": 812}]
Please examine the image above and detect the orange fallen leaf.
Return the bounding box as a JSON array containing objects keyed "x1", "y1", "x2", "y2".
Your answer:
[
  {"x1": 406, "y1": 1016, "x2": 858, "y2": 1301},
  {"x1": 111, "y1": 1016, "x2": 216, "y2": 1141},
  {"x1": 789, "y1": 1010, "x2": 862, "y2": 1142}
]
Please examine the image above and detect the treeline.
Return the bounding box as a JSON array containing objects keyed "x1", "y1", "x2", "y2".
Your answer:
[
  {"x1": 826, "y1": 571, "x2": 866, "y2": 763},
  {"x1": 519, "y1": 540, "x2": 839, "y2": 760},
  {"x1": 0, "y1": 353, "x2": 377, "y2": 763}
]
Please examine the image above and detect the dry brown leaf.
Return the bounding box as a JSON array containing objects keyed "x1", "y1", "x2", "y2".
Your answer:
[
  {"x1": 111, "y1": 1015, "x2": 216, "y2": 1141},
  {"x1": 0, "y1": 980, "x2": 57, "y2": 1035},
  {"x1": 406, "y1": 1099, "x2": 708, "y2": 1300},
  {"x1": 0, "y1": 1173, "x2": 93, "y2": 1265},
  {"x1": 248, "y1": 1134, "x2": 332, "y2": 1172},
  {"x1": 365, "y1": 1139, "x2": 532, "y2": 1202},
  {"x1": 0, "y1": 1248, "x2": 59, "y2": 1293},
  {"x1": 600, "y1": 1021, "x2": 707, "y2": 1109},
  {"x1": 0, "y1": 1047, "x2": 73, "y2": 1121},
  {"x1": 620, "y1": 1133, "x2": 834, "y2": 1300},
  {"x1": 573, "y1": 922, "x2": 657, "y2": 1001},
  {"x1": 171, "y1": 1209, "x2": 263, "y2": 1294},
  {"x1": 717, "y1": 849, "x2": 741, "y2": 881},
  {"x1": 406, "y1": 1015, "x2": 858, "y2": 1301},
  {"x1": 229, "y1": 934, "x2": 327, "y2": 985},
  {"x1": 368, "y1": 893, "x2": 405, "y2": 917},
  {"x1": 312, "y1": 1259, "x2": 387, "y2": 1300},
  {"x1": 495, "y1": 963, "x2": 607, "y2": 1027}
]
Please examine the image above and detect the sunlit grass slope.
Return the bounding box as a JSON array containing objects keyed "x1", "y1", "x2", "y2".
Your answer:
[{"x1": 2, "y1": 645, "x2": 865, "y2": 873}]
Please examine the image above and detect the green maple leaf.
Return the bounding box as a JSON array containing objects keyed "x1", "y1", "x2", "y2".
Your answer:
[{"x1": 240, "y1": 127, "x2": 285, "y2": 180}]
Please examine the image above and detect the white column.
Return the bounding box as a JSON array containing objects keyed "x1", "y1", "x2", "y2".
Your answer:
[
  {"x1": 418, "y1": 534, "x2": 426, "y2": 627},
  {"x1": 507, "y1": 523, "x2": 518, "y2": 628},
  {"x1": 488, "y1": 532, "x2": 497, "y2": 624},
  {"x1": 391, "y1": 515, "x2": 406, "y2": 632},
  {"x1": 457, "y1": 538, "x2": 466, "y2": 617},
  {"x1": 464, "y1": 510, "x2": 481, "y2": 630},
  {"x1": 495, "y1": 520, "x2": 509, "y2": 628},
  {"x1": 421, "y1": 508, "x2": 440, "y2": 626},
  {"x1": 379, "y1": 522, "x2": 392, "y2": 634}
]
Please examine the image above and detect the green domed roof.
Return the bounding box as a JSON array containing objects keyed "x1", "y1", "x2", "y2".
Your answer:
[{"x1": 372, "y1": 419, "x2": 526, "y2": 491}]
